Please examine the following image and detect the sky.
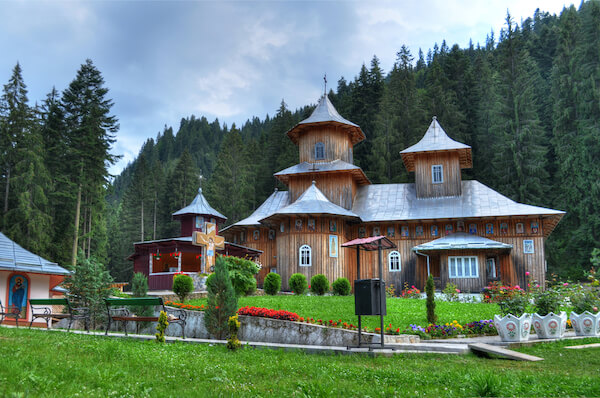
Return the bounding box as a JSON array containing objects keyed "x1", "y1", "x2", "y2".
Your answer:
[{"x1": 0, "y1": 0, "x2": 576, "y2": 176}]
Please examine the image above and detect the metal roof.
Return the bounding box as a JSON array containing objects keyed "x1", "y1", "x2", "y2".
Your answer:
[
  {"x1": 274, "y1": 159, "x2": 371, "y2": 185},
  {"x1": 352, "y1": 180, "x2": 564, "y2": 223},
  {"x1": 172, "y1": 187, "x2": 227, "y2": 220},
  {"x1": 220, "y1": 190, "x2": 290, "y2": 231},
  {"x1": 287, "y1": 95, "x2": 366, "y2": 145},
  {"x1": 342, "y1": 236, "x2": 397, "y2": 251},
  {"x1": 400, "y1": 117, "x2": 472, "y2": 171},
  {"x1": 412, "y1": 232, "x2": 513, "y2": 252},
  {"x1": 260, "y1": 182, "x2": 360, "y2": 221},
  {"x1": 0, "y1": 232, "x2": 70, "y2": 275}
]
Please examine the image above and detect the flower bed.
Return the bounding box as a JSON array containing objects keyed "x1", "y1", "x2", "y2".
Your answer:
[
  {"x1": 482, "y1": 282, "x2": 524, "y2": 304},
  {"x1": 165, "y1": 301, "x2": 206, "y2": 311},
  {"x1": 237, "y1": 306, "x2": 299, "y2": 322},
  {"x1": 402, "y1": 319, "x2": 497, "y2": 339}
]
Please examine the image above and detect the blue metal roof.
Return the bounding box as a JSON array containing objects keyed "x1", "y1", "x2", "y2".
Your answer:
[
  {"x1": 412, "y1": 232, "x2": 513, "y2": 252},
  {"x1": 0, "y1": 232, "x2": 70, "y2": 275}
]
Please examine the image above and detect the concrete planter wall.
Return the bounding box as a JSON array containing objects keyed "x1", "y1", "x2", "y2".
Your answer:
[
  {"x1": 494, "y1": 314, "x2": 531, "y2": 342},
  {"x1": 570, "y1": 311, "x2": 600, "y2": 337},
  {"x1": 532, "y1": 312, "x2": 567, "y2": 339}
]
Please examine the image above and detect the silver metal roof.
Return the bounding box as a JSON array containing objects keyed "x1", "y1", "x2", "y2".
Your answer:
[
  {"x1": 275, "y1": 159, "x2": 360, "y2": 176},
  {"x1": 172, "y1": 187, "x2": 227, "y2": 220},
  {"x1": 412, "y1": 232, "x2": 513, "y2": 252},
  {"x1": 298, "y1": 95, "x2": 359, "y2": 127},
  {"x1": 352, "y1": 180, "x2": 565, "y2": 222},
  {"x1": 0, "y1": 232, "x2": 70, "y2": 275},
  {"x1": 221, "y1": 190, "x2": 290, "y2": 230},
  {"x1": 261, "y1": 182, "x2": 360, "y2": 220},
  {"x1": 400, "y1": 117, "x2": 471, "y2": 154}
]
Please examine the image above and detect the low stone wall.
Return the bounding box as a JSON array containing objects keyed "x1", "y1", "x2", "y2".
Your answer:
[{"x1": 56, "y1": 308, "x2": 419, "y2": 346}]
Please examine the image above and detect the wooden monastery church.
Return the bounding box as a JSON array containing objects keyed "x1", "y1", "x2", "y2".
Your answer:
[{"x1": 221, "y1": 94, "x2": 565, "y2": 292}]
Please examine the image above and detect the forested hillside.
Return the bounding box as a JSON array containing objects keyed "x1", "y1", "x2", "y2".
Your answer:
[{"x1": 1, "y1": 4, "x2": 599, "y2": 283}]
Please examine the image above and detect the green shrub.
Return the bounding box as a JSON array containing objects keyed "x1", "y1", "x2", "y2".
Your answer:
[
  {"x1": 172, "y1": 273, "x2": 194, "y2": 303},
  {"x1": 222, "y1": 256, "x2": 260, "y2": 297},
  {"x1": 289, "y1": 273, "x2": 308, "y2": 295},
  {"x1": 310, "y1": 274, "x2": 329, "y2": 295},
  {"x1": 571, "y1": 289, "x2": 600, "y2": 314},
  {"x1": 155, "y1": 311, "x2": 168, "y2": 343},
  {"x1": 442, "y1": 282, "x2": 460, "y2": 302},
  {"x1": 426, "y1": 275, "x2": 437, "y2": 324},
  {"x1": 263, "y1": 273, "x2": 281, "y2": 295},
  {"x1": 131, "y1": 272, "x2": 152, "y2": 317},
  {"x1": 532, "y1": 287, "x2": 562, "y2": 316},
  {"x1": 205, "y1": 256, "x2": 238, "y2": 339},
  {"x1": 332, "y1": 278, "x2": 351, "y2": 296},
  {"x1": 206, "y1": 273, "x2": 216, "y2": 291},
  {"x1": 226, "y1": 315, "x2": 242, "y2": 350},
  {"x1": 498, "y1": 290, "x2": 530, "y2": 316}
]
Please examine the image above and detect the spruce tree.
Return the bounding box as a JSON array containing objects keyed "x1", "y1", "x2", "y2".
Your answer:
[{"x1": 205, "y1": 256, "x2": 238, "y2": 339}]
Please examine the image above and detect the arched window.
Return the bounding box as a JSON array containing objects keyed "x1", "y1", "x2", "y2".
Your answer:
[
  {"x1": 299, "y1": 244, "x2": 312, "y2": 267},
  {"x1": 314, "y1": 142, "x2": 325, "y2": 160},
  {"x1": 388, "y1": 251, "x2": 401, "y2": 272}
]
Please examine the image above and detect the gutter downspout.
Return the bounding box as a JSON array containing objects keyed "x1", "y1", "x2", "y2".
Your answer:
[{"x1": 415, "y1": 250, "x2": 430, "y2": 276}]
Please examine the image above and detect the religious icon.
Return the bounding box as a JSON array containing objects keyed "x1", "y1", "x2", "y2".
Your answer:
[
  {"x1": 280, "y1": 222, "x2": 285, "y2": 233},
  {"x1": 523, "y1": 240, "x2": 534, "y2": 254},
  {"x1": 531, "y1": 221, "x2": 539, "y2": 234},
  {"x1": 431, "y1": 225, "x2": 438, "y2": 237},
  {"x1": 500, "y1": 222, "x2": 508, "y2": 234},
  {"x1": 469, "y1": 223, "x2": 477, "y2": 234},
  {"x1": 295, "y1": 219, "x2": 303, "y2": 231},
  {"x1": 445, "y1": 224, "x2": 453, "y2": 235},
  {"x1": 416, "y1": 225, "x2": 424, "y2": 237},
  {"x1": 457, "y1": 221, "x2": 465, "y2": 232},
  {"x1": 268, "y1": 229, "x2": 275, "y2": 240},
  {"x1": 195, "y1": 216, "x2": 204, "y2": 230},
  {"x1": 210, "y1": 218, "x2": 216, "y2": 225},
  {"x1": 486, "y1": 223, "x2": 494, "y2": 234},
  {"x1": 253, "y1": 230, "x2": 260, "y2": 240},
  {"x1": 516, "y1": 222, "x2": 524, "y2": 234},
  {"x1": 401, "y1": 226, "x2": 409, "y2": 237},
  {"x1": 329, "y1": 235, "x2": 338, "y2": 258},
  {"x1": 308, "y1": 219, "x2": 316, "y2": 232},
  {"x1": 387, "y1": 227, "x2": 396, "y2": 237},
  {"x1": 373, "y1": 227, "x2": 380, "y2": 237},
  {"x1": 329, "y1": 220, "x2": 337, "y2": 232},
  {"x1": 359, "y1": 227, "x2": 366, "y2": 238},
  {"x1": 8, "y1": 275, "x2": 28, "y2": 319}
]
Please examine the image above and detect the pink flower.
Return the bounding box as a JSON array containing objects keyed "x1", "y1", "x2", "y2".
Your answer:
[
  {"x1": 563, "y1": 283, "x2": 569, "y2": 286},
  {"x1": 525, "y1": 271, "x2": 530, "y2": 276},
  {"x1": 455, "y1": 289, "x2": 460, "y2": 293},
  {"x1": 515, "y1": 285, "x2": 520, "y2": 289}
]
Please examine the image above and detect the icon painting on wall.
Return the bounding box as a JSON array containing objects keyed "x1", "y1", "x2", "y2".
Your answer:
[
  {"x1": 8, "y1": 274, "x2": 28, "y2": 319},
  {"x1": 431, "y1": 225, "x2": 438, "y2": 237},
  {"x1": 469, "y1": 223, "x2": 477, "y2": 234},
  {"x1": 415, "y1": 225, "x2": 424, "y2": 237},
  {"x1": 387, "y1": 227, "x2": 395, "y2": 237},
  {"x1": 516, "y1": 222, "x2": 524, "y2": 234}
]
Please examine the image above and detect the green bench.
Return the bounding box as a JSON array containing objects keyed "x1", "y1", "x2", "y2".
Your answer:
[
  {"x1": 0, "y1": 299, "x2": 21, "y2": 327},
  {"x1": 29, "y1": 298, "x2": 90, "y2": 332},
  {"x1": 104, "y1": 297, "x2": 187, "y2": 338}
]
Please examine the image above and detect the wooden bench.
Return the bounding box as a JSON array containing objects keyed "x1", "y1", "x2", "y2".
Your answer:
[
  {"x1": 29, "y1": 298, "x2": 90, "y2": 332},
  {"x1": 0, "y1": 299, "x2": 20, "y2": 327},
  {"x1": 104, "y1": 297, "x2": 187, "y2": 338}
]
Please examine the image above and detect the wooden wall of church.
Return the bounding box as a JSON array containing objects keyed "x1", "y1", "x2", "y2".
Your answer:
[
  {"x1": 288, "y1": 173, "x2": 358, "y2": 210},
  {"x1": 414, "y1": 152, "x2": 462, "y2": 198},
  {"x1": 297, "y1": 126, "x2": 353, "y2": 164},
  {"x1": 224, "y1": 226, "x2": 277, "y2": 286}
]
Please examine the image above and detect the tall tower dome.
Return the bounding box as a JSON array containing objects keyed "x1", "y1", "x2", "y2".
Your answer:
[
  {"x1": 400, "y1": 117, "x2": 472, "y2": 198},
  {"x1": 275, "y1": 95, "x2": 370, "y2": 209}
]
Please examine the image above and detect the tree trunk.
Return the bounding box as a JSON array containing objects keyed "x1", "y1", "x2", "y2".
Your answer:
[
  {"x1": 87, "y1": 208, "x2": 92, "y2": 258},
  {"x1": 3, "y1": 165, "x2": 10, "y2": 214},
  {"x1": 141, "y1": 197, "x2": 144, "y2": 242},
  {"x1": 153, "y1": 192, "x2": 157, "y2": 240},
  {"x1": 71, "y1": 165, "x2": 84, "y2": 266}
]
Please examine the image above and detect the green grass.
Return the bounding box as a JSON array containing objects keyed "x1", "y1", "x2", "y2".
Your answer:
[
  {"x1": 1, "y1": 327, "x2": 599, "y2": 397},
  {"x1": 188, "y1": 295, "x2": 500, "y2": 330}
]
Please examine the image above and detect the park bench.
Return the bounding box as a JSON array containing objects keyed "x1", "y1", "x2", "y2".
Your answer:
[
  {"x1": 29, "y1": 298, "x2": 90, "y2": 332},
  {"x1": 0, "y1": 299, "x2": 20, "y2": 327},
  {"x1": 104, "y1": 297, "x2": 187, "y2": 338}
]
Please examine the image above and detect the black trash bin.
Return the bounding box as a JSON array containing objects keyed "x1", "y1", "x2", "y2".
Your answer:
[{"x1": 354, "y1": 279, "x2": 386, "y2": 316}]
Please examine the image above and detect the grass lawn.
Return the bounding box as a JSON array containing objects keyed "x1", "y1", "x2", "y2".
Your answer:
[
  {"x1": 1, "y1": 327, "x2": 599, "y2": 397},
  {"x1": 187, "y1": 295, "x2": 500, "y2": 331}
]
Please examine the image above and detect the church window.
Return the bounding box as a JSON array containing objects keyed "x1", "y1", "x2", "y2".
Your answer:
[
  {"x1": 449, "y1": 256, "x2": 478, "y2": 278},
  {"x1": 299, "y1": 245, "x2": 312, "y2": 267},
  {"x1": 315, "y1": 142, "x2": 325, "y2": 160},
  {"x1": 432, "y1": 165, "x2": 443, "y2": 184},
  {"x1": 388, "y1": 251, "x2": 401, "y2": 272}
]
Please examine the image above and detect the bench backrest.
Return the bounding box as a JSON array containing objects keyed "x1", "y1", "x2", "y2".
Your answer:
[
  {"x1": 29, "y1": 298, "x2": 69, "y2": 306},
  {"x1": 104, "y1": 297, "x2": 164, "y2": 307}
]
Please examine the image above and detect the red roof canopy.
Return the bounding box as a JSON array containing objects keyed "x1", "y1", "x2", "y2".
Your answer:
[{"x1": 341, "y1": 236, "x2": 396, "y2": 251}]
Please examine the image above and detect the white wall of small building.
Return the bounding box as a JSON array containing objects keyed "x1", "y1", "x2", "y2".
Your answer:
[{"x1": 0, "y1": 270, "x2": 51, "y2": 322}]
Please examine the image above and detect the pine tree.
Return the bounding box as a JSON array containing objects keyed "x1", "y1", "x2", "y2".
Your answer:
[
  {"x1": 160, "y1": 150, "x2": 198, "y2": 237},
  {"x1": 205, "y1": 256, "x2": 238, "y2": 339},
  {"x1": 61, "y1": 59, "x2": 119, "y2": 265}
]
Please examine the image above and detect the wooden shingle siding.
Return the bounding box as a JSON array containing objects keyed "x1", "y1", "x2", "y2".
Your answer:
[
  {"x1": 297, "y1": 126, "x2": 353, "y2": 164},
  {"x1": 414, "y1": 152, "x2": 462, "y2": 198},
  {"x1": 288, "y1": 173, "x2": 357, "y2": 210}
]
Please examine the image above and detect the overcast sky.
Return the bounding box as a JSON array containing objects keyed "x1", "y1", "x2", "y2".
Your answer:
[{"x1": 0, "y1": 0, "x2": 575, "y2": 175}]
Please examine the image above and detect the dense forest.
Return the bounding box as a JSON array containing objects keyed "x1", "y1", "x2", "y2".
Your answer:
[{"x1": 1, "y1": 3, "x2": 599, "y2": 284}]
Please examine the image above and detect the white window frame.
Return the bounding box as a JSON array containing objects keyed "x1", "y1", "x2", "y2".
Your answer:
[
  {"x1": 299, "y1": 244, "x2": 312, "y2": 267},
  {"x1": 432, "y1": 164, "x2": 443, "y2": 184},
  {"x1": 388, "y1": 251, "x2": 401, "y2": 272},
  {"x1": 315, "y1": 142, "x2": 325, "y2": 160},
  {"x1": 449, "y1": 256, "x2": 478, "y2": 278}
]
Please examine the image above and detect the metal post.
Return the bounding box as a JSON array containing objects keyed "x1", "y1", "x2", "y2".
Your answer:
[{"x1": 378, "y1": 240, "x2": 384, "y2": 348}]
